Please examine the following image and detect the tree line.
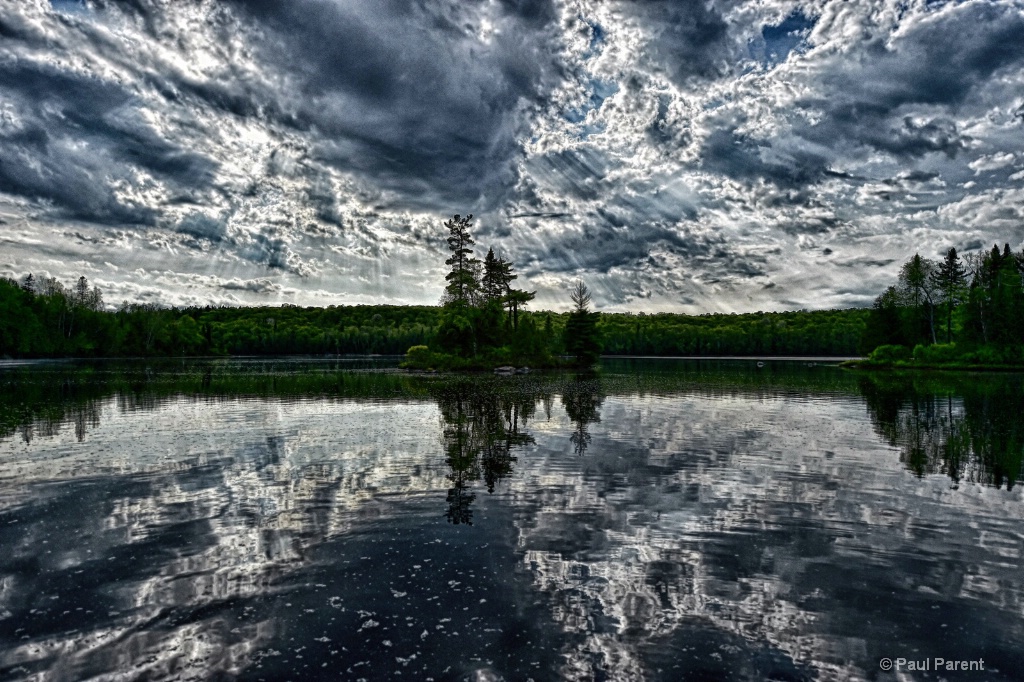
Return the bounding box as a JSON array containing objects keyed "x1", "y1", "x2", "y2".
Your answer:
[
  {"x1": 0, "y1": 275, "x2": 439, "y2": 357},
  {"x1": 860, "y1": 243, "x2": 1024, "y2": 365},
  {"x1": 1, "y1": 274, "x2": 869, "y2": 360},
  {"x1": 3, "y1": 214, "x2": 895, "y2": 361}
]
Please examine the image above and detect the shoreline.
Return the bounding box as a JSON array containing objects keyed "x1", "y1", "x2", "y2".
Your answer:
[{"x1": 840, "y1": 360, "x2": 1024, "y2": 373}]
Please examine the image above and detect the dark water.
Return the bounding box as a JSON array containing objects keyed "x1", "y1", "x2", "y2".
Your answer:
[{"x1": 0, "y1": 358, "x2": 1022, "y2": 681}]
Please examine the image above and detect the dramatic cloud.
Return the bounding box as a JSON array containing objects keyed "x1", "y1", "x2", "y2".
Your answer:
[{"x1": 0, "y1": 0, "x2": 1022, "y2": 311}]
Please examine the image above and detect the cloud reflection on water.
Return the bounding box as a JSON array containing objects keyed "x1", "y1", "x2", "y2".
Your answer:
[{"x1": 0, "y1": 360, "x2": 1021, "y2": 680}]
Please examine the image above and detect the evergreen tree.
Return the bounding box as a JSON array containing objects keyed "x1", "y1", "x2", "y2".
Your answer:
[
  {"x1": 481, "y1": 248, "x2": 504, "y2": 302},
  {"x1": 564, "y1": 280, "x2": 601, "y2": 367},
  {"x1": 74, "y1": 276, "x2": 91, "y2": 308},
  {"x1": 21, "y1": 273, "x2": 35, "y2": 295},
  {"x1": 964, "y1": 245, "x2": 1006, "y2": 346},
  {"x1": 443, "y1": 214, "x2": 479, "y2": 306},
  {"x1": 489, "y1": 255, "x2": 535, "y2": 331},
  {"x1": 88, "y1": 285, "x2": 104, "y2": 312},
  {"x1": 993, "y1": 244, "x2": 1023, "y2": 346},
  {"x1": 506, "y1": 289, "x2": 536, "y2": 331},
  {"x1": 930, "y1": 247, "x2": 967, "y2": 342}
]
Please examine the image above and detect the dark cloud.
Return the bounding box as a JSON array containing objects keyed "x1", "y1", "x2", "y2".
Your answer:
[
  {"x1": 2, "y1": 0, "x2": 1023, "y2": 311},
  {"x1": 10, "y1": 0, "x2": 565, "y2": 218},
  {"x1": 621, "y1": 0, "x2": 734, "y2": 84},
  {"x1": 527, "y1": 147, "x2": 611, "y2": 203},
  {"x1": 897, "y1": 170, "x2": 940, "y2": 184},
  {"x1": 779, "y1": 216, "x2": 844, "y2": 236},
  {"x1": 700, "y1": 127, "x2": 831, "y2": 190},
  {"x1": 0, "y1": 60, "x2": 216, "y2": 225},
  {"x1": 214, "y1": 0, "x2": 563, "y2": 210},
  {"x1": 798, "y1": 2, "x2": 1024, "y2": 158},
  {"x1": 834, "y1": 257, "x2": 896, "y2": 269},
  {"x1": 175, "y1": 213, "x2": 227, "y2": 242},
  {"x1": 683, "y1": 2, "x2": 1024, "y2": 195}
]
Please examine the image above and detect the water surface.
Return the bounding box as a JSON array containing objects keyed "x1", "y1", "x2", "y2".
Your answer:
[{"x1": 0, "y1": 358, "x2": 1022, "y2": 681}]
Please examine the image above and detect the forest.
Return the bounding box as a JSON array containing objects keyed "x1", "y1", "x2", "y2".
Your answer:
[
  {"x1": 0, "y1": 273, "x2": 868, "y2": 360},
  {"x1": 858, "y1": 243, "x2": 1024, "y2": 367},
  {"x1": 26, "y1": 215, "x2": 1024, "y2": 363}
]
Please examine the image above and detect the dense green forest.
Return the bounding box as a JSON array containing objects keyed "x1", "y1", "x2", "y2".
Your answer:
[
  {"x1": 858, "y1": 243, "x2": 1024, "y2": 366},
  {"x1": 0, "y1": 273, "x2": 868, "y2": 359}
]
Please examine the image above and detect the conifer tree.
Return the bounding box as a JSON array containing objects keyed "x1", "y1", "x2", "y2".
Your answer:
[
  {"x1": 75, "y1": 276, "x2": 91, "y2": 308},
  {"x1": 443, "y1": 215, "x2": 479, "y2": 306},
  {"x1": 491, "y1": 256, "x2": 535, "y2": 331},
  {"x1": 481, "y1": 248, "x2": 504, "y2": 302},
  {"x1": 565, "y1": 280, "x2": 601, "y2": 366},
  {"x1": 930, "y1": 248, "x2": 966, "y2": 342}
]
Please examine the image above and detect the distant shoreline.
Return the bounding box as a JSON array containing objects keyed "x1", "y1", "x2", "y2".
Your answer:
[
  {"x1": 840, "y1": 359, "x2": 1024, "y2": 373},
  {"x1": 602, "y1": 355, "x2": 861, "y2": 362}
]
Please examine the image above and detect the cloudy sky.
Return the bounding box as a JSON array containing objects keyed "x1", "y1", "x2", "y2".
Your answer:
[{"x1": 1, "y1": 0, "x2": 1022, "y2": 312}]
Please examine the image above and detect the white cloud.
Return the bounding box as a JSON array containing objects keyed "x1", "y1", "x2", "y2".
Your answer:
[{"x1": 0, "y1": 0, "x2": 1022, "y2": 312}]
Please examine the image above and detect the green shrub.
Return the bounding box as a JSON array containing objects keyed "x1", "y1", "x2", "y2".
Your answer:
[
  {"x1": 912, "y1": 343, "x2": 959, "y2": 363},
  {"x1": 402, "y1": 345, "x2": 434, "y2": 369},
  {"x1": 959, "y1": 346, "x2": 1024, "y2": 366},
  {"x1": 869, "y1": 344, "x2": 911, "y2": 364}
]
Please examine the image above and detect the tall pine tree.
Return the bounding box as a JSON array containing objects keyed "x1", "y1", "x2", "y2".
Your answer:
[
  {"x1": 443, "y1": 215, "x2": 479, "y2": 306},
  {"x1": 565, "y1": 281, "x2": 601, "y2": 367},
  {"x1": 481, "y1": 248, "x2": 504, "y2": 302},
  {"x1": 930, "y1": 247, "x2": 966, "y2": 343}
]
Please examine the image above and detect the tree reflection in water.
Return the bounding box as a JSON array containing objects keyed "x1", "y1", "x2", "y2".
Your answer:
[
  {"x1": 435, "y1": 374, "x2": 606, "y2": 523},
  {"x1": 860, "y1": 372, "x2": 1024, "y2": 489},
  {"x1": 561, "y1": 373, "x2": 603, "y2": 456},
  {"x1": 5, "y1": 359, "x2": 1024, "y2": 680},
  {"x1": 435, "y1": 379, "x2": 542, "y2": 525}
]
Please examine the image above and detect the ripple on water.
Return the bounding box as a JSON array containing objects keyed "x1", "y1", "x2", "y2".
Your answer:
[{"x1": 0, "y1": 360, "x2": 1021, "y2": 680}]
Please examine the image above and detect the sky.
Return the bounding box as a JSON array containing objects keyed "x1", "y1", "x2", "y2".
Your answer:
[{"x1": 1, "y1": 0, "x2": 1022, "y2": 312}]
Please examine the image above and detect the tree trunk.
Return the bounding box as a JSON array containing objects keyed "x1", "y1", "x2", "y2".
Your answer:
[{"x1": 928, "y1": 300, "x2": 936, "y2": 345}]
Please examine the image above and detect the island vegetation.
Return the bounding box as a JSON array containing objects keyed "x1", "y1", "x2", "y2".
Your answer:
[
  {"x1": 854, "y1": 243, "x2": 1024, "y2": 369},
  {"x1": 401, "y1": 214, "x2": 602, "y2": 370}
]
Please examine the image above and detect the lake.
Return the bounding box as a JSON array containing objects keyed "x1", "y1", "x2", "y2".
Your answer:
[{"x1": 0, "y1": 358, "x2": 1022, "y2": 681}]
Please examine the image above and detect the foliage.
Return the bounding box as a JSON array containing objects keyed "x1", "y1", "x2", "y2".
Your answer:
[
  {"x1": 911, "y1": 343, "x2": 959, "y2": 364},
  {"x1": 600, "y1": 307, "x2": 868, "y2": 357},
  {"x1": 564, "y1": 281, "x2": 601, "y2": 367},
  {"x1": 401, "y1": 345, "x2": 436, "y2": 370},
  {"x1": 931, "y1": 247, "x2": 967, "y2": 343},
  {"x1": 412, "y1": 214, "x2": 551, "y2": 369},
  {"x1": 442, "y1": 214, "x2": 480, "y2": 306},
  {"x1": 0, "y1": 276, "x2": 441, "y2": 358},
  {"x1": 868, "y1": 344, "x2": 912, "y2": 364},
  {"x1": 858, "y1": 242, "x2": 1024, "y2": 368},
  {"x1": 3, "y1": 275, "x2": 874, "y2": 361}
]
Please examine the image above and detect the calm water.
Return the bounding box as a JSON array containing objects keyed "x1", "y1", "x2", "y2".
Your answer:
[{"x1": 0, "y1": 358, "x2": 1022, "y2": 681}]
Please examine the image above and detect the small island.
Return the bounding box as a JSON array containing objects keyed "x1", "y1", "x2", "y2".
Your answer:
[{"x1": 400, "y1": 214, "x2": 601, "y2": 372}]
